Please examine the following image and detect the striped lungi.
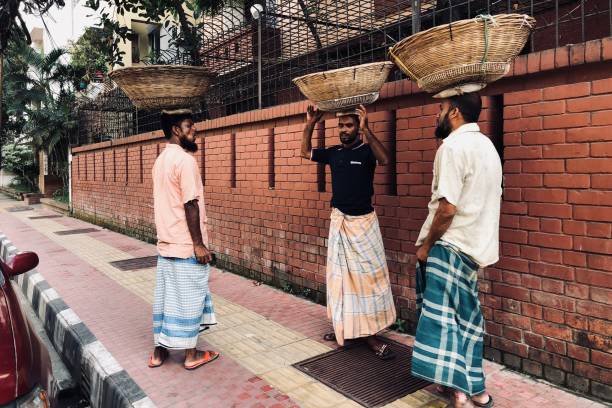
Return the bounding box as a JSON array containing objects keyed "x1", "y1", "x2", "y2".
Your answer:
[
  {"x1": 153, "y1": 256, "x2": 217, "y2": 349},
  {"x1": 326, "y1": 208, "x2": 396, "y2": 346},
  {"x1": 412, "y1": 241, "x2": 485, "y2": 396}
]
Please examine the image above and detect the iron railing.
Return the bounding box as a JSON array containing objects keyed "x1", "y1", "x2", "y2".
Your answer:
[{"x1": 75, "y1": 0, "x2": 612, "y2": 146}]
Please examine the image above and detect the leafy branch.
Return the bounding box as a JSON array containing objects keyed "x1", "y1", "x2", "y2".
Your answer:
[{"x1": 84, "y1": 0, "x2": 236, "y2": 67}]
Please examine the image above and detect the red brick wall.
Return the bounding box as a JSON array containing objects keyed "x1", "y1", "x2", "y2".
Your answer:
[
  {"x1": 71, "y1": 39, "x2": 612, "y2": 401},
  {"x1": 484, "y1": 80, "x2": 612, "y2": 395}
]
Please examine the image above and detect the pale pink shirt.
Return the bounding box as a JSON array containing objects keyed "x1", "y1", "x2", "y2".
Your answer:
[{"x1": 152, "y1": 144, "x2": 209, "y2": 258}]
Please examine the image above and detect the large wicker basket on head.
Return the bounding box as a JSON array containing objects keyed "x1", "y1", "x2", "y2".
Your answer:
[
  {"x1": 292, "y1": 61, "x2": 395, "y2": 111},
  {"x1": 389, "y1": 14, "x2": 536, "y2": 98},
  {"x1": 109, "y1": 65, "x2": 217, "y2": 109}
]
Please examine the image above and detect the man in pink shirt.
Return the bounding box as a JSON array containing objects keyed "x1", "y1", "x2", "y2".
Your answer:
[{"x1": 149, "y1": 109, "x2": 220, "y2": 370}]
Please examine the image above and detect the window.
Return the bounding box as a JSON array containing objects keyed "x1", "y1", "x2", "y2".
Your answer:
[
  {"x1": 148, "y1": 28, "x2": 161, "y2": 62},
  {"x1": 129, "y1": 33, "x2": 140, "y2": 64}
]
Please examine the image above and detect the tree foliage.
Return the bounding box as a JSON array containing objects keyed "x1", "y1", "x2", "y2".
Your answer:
[
  {"x1": 1, "y1": 39, "x2": 29, "y2": 149},
  {"x1": 2, "y1": 142, "x2": 38, "y2": 190},
  {"x1": 70, "y1": 26, "x2": 114, "y2": 86},
  {"x1": 0, "y1": 0, "x2": 66, "y2": 55},
  {"x1": 85, "y1": 0, "x2": 234, "y2": 66},
  {"x1": 4, "y1": 39, "x2": 76, "y2": 190}
]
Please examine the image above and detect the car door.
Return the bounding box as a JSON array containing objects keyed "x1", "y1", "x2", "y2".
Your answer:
[{"x1": 0, "y1": 270, "x2": 18, "y2": 404}]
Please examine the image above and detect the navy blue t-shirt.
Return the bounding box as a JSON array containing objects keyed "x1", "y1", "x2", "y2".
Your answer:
[{"x1": 311, "y1": 142, "x2": 376, "y2": 216}]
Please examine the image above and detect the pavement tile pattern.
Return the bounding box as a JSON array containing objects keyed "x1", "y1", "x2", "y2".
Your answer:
[{"x1": 0, "y1": 197, "x2": 605, "y2": 408}]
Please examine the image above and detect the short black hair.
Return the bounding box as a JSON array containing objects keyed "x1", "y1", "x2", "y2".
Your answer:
[
  {"x1": 448, "y1": 92, "x2": 482, "y2": 123},
  {"x1": 161, "y1": 109, "x2": 193, "y2": 139},
  {"x1": 338, "y1": 114, "x2": 359, "y2": 126}
]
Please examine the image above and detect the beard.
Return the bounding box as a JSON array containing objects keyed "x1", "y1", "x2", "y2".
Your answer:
[
  {"x1": 180, "y1": 138, "x2": 198, "y2": 153},
  {"x1": 435, "y1": 114, "x2": 452, "y2": 140},
  {"x1": 340, "y1": 131, "x2": 358, "y2": 145}
]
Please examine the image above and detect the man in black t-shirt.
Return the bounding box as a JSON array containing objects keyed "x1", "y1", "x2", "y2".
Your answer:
[{"x1": 300, "y1": 105, "x2": 397, "y2": 360}]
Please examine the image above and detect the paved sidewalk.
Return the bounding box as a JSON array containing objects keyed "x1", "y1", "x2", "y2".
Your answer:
[{"x1": 0, "y1": 196, "x2": 605, "y2": 408}]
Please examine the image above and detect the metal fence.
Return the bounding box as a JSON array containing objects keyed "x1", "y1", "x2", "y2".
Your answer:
[{"x1": 75, "y1": 0, "x2": 612, "y2": 146}]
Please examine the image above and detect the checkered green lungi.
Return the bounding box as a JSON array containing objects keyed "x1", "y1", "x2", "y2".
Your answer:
[{"x1": 411, "y1": 241, "x2": 486, "y2": 396}]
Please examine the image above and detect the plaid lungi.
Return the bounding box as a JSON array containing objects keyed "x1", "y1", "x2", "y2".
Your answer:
[
  {"x1": 326, "y1": 208, "x2": 396, "y2": 346},
  {"x1": 153, "y1": 256, "x2": 217, "y2": 349},
  {"x1": 412, "y1": 241, "x2": 486, "y2": 396}
]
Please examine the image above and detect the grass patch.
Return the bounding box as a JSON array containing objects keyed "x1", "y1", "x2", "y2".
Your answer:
[{"x1": 52, "y1": 187, "x2": 69, "y2": 203}]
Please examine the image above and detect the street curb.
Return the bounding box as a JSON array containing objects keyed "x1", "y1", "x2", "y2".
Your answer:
[{"x1": 0, "y1": 232, "x2": 156, "y2": 408}]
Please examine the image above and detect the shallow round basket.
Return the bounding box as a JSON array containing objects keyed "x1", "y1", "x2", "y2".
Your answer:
[
  {"x1": 316, "y1": 92, "x2": 381, "y2": 111},
  {"x1": 389, "y1": 14, "x2": 535, "y2": 97},
  {"x1": 109, "y1": 65, "x2": 217, "y2": 109},
  {"x1": 292, "y1": 61, "x2": 394, "y2": 111}
]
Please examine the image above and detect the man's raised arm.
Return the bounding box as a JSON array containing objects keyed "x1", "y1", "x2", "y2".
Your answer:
[
  {"x1": 301, "y1": 105, "x2": 323, "y2": 159},
  {"x1": 357, "y1": 105, "x2": 389, "y2": 165}
]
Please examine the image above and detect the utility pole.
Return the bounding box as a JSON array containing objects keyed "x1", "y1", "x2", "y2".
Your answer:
[
  {"x1": 258, "y1": 15, "x2": 262, "y2": 109},
  {"x1": 0, "y1": 53, "x2": 4, "y2": 171}
]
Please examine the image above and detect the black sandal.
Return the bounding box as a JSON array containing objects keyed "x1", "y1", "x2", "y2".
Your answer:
[
  {"x1": 436, "y1": 385, "x2": 452, "y2": 395},
  {"x1": 374, "y1": 343, "x2": 396, "y2": 360},
  {"x1": 472, "y1": 395, "x2": 493, "y2": 408},
  {"x1": 323, "y1": 332, "x2": 336, "y2": 342}
]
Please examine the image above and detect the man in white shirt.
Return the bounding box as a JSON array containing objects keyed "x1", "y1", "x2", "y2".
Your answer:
[{"x1": 411, "y1": 93, "x2": 501, "y2": 408}]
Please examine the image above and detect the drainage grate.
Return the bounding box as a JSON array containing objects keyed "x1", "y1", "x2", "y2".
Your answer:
[
  {"x1": 29, "y1": 215, "x2": 63, "y2": 219},
  {"x1": 7, "y1": 206, "x2": 33, "y2": 212},
  {"x1": 54, "y1": 228, "x2": 100, "y2": 235},
  {"x1": 109, "y1": 256, "x2": 158, "y2": 271},
  {"x1": 293, "y1": 339, "x2": 431, "y2": 407}
]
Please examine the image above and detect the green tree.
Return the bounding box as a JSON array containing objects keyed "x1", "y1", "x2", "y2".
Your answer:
[
  {"x1": 70, "y1": 26, "x2": 114, "y2": 87},
  {"x1": 85, "y1": 0, "x2": 234, "y2": 66},
  {"x1": 1, "y1": 0, "x2": 68, "y2": 170},
  {"x1": 1, "y1": 39, "x2": 30, "y2": 172},
  {"x1": 0, "y1": 0, "x2": 66, "y2": 53},
  {"x1": 1, "y1": 142, "x2": 38, "y2": 190},
  {"x1": 4, "y1": 40, "x2": 76, "y2": 192}
]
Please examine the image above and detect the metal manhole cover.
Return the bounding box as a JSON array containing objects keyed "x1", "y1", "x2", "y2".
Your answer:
[
  {"x1": 293, "y1": 339, "x2": 430, "y2": 407},
  {"x1": 54, "y1": 228, "x2": 100, "y2": 235},
  {"x1": 29, "y1": 215, "x2": 63, "y2": 219},
  {"x1": 7, "y1": 206, "x2": 34, "y2": 212},
  {"x1": 110, "y1": 256, "x2": 158, "y2": 271}
]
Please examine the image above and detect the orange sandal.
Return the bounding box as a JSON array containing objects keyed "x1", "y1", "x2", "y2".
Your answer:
[
  {"x1": 184, "y1": 350, "x2": 220, "y2": 370},
  {"x1": 148, "y1": 348, "x2": 169, "y2": 368}
]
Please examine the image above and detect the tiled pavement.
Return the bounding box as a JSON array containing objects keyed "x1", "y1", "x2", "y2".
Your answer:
[{"x1": 0, "y1": 196, "x2": 606, "y2": 408}]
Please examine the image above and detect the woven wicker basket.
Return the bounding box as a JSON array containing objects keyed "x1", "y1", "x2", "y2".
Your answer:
[
  {"x1": 109, "y1": 65, "x2": 217, "y2": 109},
  {"x1": 389, "y1": 14, "x2": 535, "y2": 97},
  {"x1": 292, "y1": 62, "x2": 395, "y2": 111}
]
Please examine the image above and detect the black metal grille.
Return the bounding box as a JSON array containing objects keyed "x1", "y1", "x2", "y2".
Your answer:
[
  {"x1": 109, "y1": 256, "x2": 158, "y2": 271},
  {"x1": 54, "y1": 228, "x2": 100, "y2": 235},
  {"x1": 294, "y1": 339, "x2": 431, "y2": 407},
  {"x1": 75, "y1": 0, "x2": 612, "y2": 146}
]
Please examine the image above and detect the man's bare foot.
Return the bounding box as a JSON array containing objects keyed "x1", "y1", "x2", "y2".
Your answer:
[
  {"x1": 148, "y1": 346, "x2": 168, "y2": 368},
  {"x1": 471, "y1": 392, "x2": 492, "y2": 407},
  {"x1": 449, "y1": 391, "x2": 475, "y2": 408}
]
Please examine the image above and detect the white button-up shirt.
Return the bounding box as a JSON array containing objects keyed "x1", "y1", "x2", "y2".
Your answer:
[{"x1": 416, "y1": 123, "x2": 503, "y2": 267}]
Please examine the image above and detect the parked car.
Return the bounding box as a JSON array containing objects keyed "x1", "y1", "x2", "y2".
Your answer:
[{"x1": 0, "y1": 251, "x2": 55, "y2": 407}]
